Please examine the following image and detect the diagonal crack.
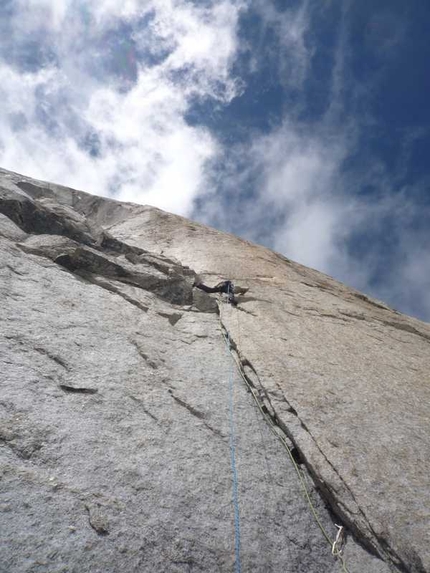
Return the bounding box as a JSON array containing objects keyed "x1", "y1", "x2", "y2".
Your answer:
[
  {"x1": 57, "y1": 264, "x2": 151, "y2": 314},
  {"x1": 34, "y1": 347, "x2": 69, "y2": 370},
  {"x1": 168, "y1": 389, "x2": 225, "y2": 440},
  {"x1": 218, "y1": 313, "x2": 416, "y2": 573},
  {"x1": 128, "y1": 395, "x2": 161, "y2": 425}
]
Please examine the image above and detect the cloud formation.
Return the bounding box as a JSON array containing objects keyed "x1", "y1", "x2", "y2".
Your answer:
[{"x1": 0, "y1": 0, "x2": 243, "y2": 215}]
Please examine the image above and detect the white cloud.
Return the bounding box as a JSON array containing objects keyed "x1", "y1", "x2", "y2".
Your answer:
[
  {"x1": 9, "y1": 0, "x2": 71, "y2": 34},
  {"x1": 0, "y1": 0, "x2": 243, "y2": 216},
  {"x1": 197, "y1": 121, "x2": 352, "y2": 268}
]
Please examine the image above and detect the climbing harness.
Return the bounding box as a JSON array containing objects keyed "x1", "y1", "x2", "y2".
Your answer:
[
  {"x1": 218, "y1": 290, "x2": 350, "y2": 573},
  {"x1": 225, "y1": 283, "x2": 242, "y2": 573}
]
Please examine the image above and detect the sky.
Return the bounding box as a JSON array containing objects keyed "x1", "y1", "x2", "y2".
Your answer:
[{"x1": 1, "y1": 0, "x2": 429, "y2": 322}]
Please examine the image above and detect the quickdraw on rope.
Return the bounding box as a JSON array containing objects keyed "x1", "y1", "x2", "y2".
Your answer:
[
  {"x1": 218, "y1": 288, "x2": 350, "y2": 573},
  {"x1": 226, "y1": 283, "x2": 242, "y2": 573},
  {"x1": 332, "y1": 525, "x2": 345, "y2": 557}
]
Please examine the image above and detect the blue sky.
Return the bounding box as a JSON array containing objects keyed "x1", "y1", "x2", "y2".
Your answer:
[{"x1": 1, "y1": 0, "x2": 429, "y2": 321}]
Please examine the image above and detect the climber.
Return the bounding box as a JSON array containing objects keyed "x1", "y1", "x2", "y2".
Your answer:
[{"x1": 194, "y1": 280, "x2": 237, "y2": 305}]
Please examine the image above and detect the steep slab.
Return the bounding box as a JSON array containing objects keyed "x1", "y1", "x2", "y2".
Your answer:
[
  {"x1": 1, "y1": 167, "x2": 429, "y2": 572},
  {"x1": 107, "y1": 197, "x2": 430, "y2": 573}
]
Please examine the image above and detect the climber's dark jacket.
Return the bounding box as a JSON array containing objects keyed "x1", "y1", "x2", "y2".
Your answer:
[{"x1": 195, "y1": 280, "x2": 236, "y2": 304}]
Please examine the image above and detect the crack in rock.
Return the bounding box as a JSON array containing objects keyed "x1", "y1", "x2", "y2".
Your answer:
[
  {"x1": 128, "y1": 395, "x2": 161, "y2": 425},
  {"x1": 131, "y1": 341, "x2": 160, "y2": 369},
  {"x1": 218, "y1": 317, "x2": 411, "y2": 570},
  {"x1": 59, "y1": 384, "x2": 98, "y2": 395},
  {"x1": 1, "y1": 189, "x2": 197, "y2": 306},
  {"x1": 168, "y1": 389, "x2": 225, "y2": 439},
  {"x1": 34, "y1": 347, "x2": 69, "y2": 370}
]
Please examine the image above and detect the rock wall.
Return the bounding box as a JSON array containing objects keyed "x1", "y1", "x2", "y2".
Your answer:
[{"x1": 1, "y1": 167, "x2": 429, "y2": 573}]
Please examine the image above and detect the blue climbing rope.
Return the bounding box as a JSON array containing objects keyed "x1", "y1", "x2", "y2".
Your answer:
[{"x1": 225, "y1": 286, "x2": 242, "y2": 573}]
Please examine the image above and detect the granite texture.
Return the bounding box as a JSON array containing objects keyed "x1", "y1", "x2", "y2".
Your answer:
[{"x1": 1, "y1": 167, "x2": 428, "y2": 572}]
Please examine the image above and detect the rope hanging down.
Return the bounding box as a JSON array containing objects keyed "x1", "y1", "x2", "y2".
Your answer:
[
  {"x1": 225, "y1": 283, "x2": 242, "y2": 573},
  {"x1": 218, "y1": 287, "x2": 350, "y2": 573}
]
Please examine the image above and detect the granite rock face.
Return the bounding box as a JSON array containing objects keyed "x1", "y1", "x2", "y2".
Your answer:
[{"x1": 1, "y1": 167, "x2": 429, "y2": 573}]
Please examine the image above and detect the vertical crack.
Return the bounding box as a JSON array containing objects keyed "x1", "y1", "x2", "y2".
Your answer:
[{"x1": 217, "y1": 311, "x2": 413, "y2": 572}]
